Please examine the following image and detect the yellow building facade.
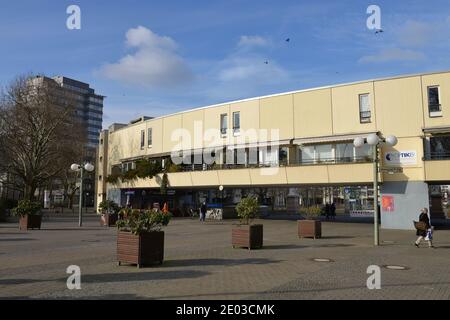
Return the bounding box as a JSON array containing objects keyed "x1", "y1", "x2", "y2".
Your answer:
[{"x1": 97, "y1": 71, "x2": 450, "y2": 230}]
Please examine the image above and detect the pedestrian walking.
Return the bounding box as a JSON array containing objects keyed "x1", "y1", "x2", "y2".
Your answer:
[
  {"x1": 330, "y1": 202, "x2": 336, "y2": 220},
  {"x1": 414, "y1": 208, "x2": 434, "y2": 248},
  {"x1": 325, "y1": 203, "x2": 331, "y2": 220},
  {"x1": 200, "y1": 201, "x2": 207, "y2": 222}
]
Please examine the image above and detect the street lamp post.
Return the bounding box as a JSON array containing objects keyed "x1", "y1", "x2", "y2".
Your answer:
[
  {"x1": 354, "y1": 133, "x2": 398, "y2": 246},
  {"x1": 71, "y1": 163, "x2": 95, "y2": 227},
  {"x1": 219, "y1": 185, "x2": 224, "y2": 209}
]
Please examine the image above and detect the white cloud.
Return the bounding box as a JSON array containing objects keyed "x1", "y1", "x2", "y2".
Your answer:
[
  {"x1": 217, "y1": 35, "x2": 286, "y2": 83},
  {"x1": 396, "y1": 20, "x2": 434, "y2": 47},
  {"x1": 97, "y1": 26, "x2": 192, "y2": 88},
  {"x1": 237, "y1": 35, "x2": 270, "y2": 48},
  {"x1": 358, "y1": 48, "x2": 425, "y2": 64},
  {"x1": 218, "y1": 56, "x2": 287, "y2": 82},
  {"x1": 203, "y1": 35, "x2": 290, "y2": 101}
]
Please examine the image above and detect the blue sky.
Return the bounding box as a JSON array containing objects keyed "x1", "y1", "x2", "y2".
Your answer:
[{"x1": 0, "y1": 0, "x2": 449, "y2": 128}]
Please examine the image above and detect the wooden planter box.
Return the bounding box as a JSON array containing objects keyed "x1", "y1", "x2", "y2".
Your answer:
[
  {"x1": 19, "y1": 215, "x2": 42, "y2": 230},
  {"x1": 101, "y1": 213, "x2": 118, "y2": 227},
  {"x1": 298, "y1": 220, "x2": 322, "y2": 239},
  {"x1": 117, "y1": 231, "x2": 164, "y2": 268},
  {"x1": 232, "y1": 224, "x2": 263, "y2": 250}
]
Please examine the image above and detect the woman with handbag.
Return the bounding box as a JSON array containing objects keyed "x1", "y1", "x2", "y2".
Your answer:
[{"x1": 414, "y1": 208, "x2": 434, "y2": 248}]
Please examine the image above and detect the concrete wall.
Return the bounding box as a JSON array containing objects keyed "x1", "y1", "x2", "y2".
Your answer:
[
  {"x1": 381, "y1": 181, "x2": 430, "y2": 230},
  {"x1": 425, "y1": 160, "x2": 450, "y2": 181}
]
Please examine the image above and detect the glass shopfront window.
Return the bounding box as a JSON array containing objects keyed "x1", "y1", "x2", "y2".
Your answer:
[
  {"x1": 316, "y1": 144, "x2": 333, "y2": 163},
  {"x1": 259, "y1": 147, "x2": 279, "y2": 166},
  {"x1": 299, "y1": 145, "x2": 315, "y2": 164},
  {"x1": 335, "y1": 143, "x2": 354, "y2": 163},
  {"x1": 429, "y1": 135, "x2": 450, "y2": 159},
  {"x1": 355, "y1": 143, "x2": 373, "y2": 161}
]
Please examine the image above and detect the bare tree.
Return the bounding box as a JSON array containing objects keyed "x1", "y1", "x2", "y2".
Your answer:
[{"x1": 0, "y1": 75, "x2": 87, "y2": 201}]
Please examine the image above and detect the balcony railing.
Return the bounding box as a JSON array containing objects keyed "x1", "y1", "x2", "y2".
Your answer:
[
  {"x1": 298, "y1": 156, "x2": 373, "y2": 165},
  {"x1": 423, "y1": 152, "x2": 450, "y2": 161},
  {"x1": 176, "y1": 157, "x2": 373, "y2": 172}
]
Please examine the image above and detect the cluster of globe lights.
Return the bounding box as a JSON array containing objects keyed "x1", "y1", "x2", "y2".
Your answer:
[
  {"x1": 353, "y1": 133, "x2": 398, "y2": 148},
  {"x1": 70, "y1": 163, "x2": 95, "y2": 172}
]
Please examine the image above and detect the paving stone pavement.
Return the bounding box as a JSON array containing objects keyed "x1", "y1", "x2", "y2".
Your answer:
[{"x1": 0, "y1": 217, "x2": 449, "y2": 300}]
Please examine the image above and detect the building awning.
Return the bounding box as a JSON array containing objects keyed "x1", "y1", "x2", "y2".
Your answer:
[
  {"x1": 423, "y1": 126, "x2": 450, "y2": 135},
  {"x1": 195, "y1": 139, "x2": 293, "y2": 151},
  {"x1": 293, "y1": 132, "x2": 377, "y2": 145}
]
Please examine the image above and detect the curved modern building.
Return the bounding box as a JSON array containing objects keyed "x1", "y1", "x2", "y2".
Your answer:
[{"x1": 96, "y1": 70, "x2": 450, "y2": 230}]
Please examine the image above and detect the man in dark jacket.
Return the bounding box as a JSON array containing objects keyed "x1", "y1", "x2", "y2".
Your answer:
[
  {"x1": 415, "y1": 208, "x2": 433, "y2": 248},
  {"x1": 200, "y1": 202, "x2": 207, "y2": 222}
]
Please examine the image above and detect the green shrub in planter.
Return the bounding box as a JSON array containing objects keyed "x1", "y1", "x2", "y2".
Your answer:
[
  {"x1": 13, "y1": 200, "x2": 42, "y2": 230},
  {"x1": 12, "y1": 200, "x2": 42, "y2": 217},
  {"x1": 233, "y1": 197, "x2": 263, "y2": 249},
  {"x1": 117, "y1": 209, "x2": 172, "y2": 235},
  {"x1": 236, "y1": 197, "x2": 259, "y2": 225},
  {"x1": 98, "y1": 200, "x2": 120, "y2": 214},
  {"x1": 301, "y1": 206, "x2": 322, "y2": 220}
]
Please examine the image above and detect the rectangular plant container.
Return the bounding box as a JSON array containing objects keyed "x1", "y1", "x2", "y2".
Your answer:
[
  {"x1": 298, "y1": 220, "x2": 322, "y2": 239},
  {"x1": 117, "y1": 231, "x2": 164, "y2": 268},
  {"x1": 232, "y1": 224, "x2": 263, "y2": 250},
  {"x1": 101, "y1": 213, "x2": 118, "y2": 227},
  {"x1": 19, "y1": 215, "x2": 42, "y2": 230}
]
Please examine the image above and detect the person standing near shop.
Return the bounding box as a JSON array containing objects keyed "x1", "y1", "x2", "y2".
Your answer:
[
  {"x1": 325, "y1": 203, "x2": 331, "y2": 220},
  {"x1": 200, "y1": 201, "x2": 207, "y2": 222},
  {"x1": 330, "y1": 202, "x2": 336, "y2": 220},
  {"x1": 415, "y1": 208, "x2": 434, "y2": 248}
]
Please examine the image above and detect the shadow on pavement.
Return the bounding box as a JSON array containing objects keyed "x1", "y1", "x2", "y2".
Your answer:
[
  {"x1": 75, "y1": 270, "x2": 210, "y2": 283},
  {"x1": 40, "y1": 228, "x2": 108, "y2": 231},
  {"x1": 0, "y1": 278, "x2": 45, "y2": 285},
  {"x1": 164, "y1": 258, "x2": 282, "y2": 268},
  {"x1": 312, "y1": 243, "x2": 356, "y2": 248},
  {"x1": 434, "y1": 245, "x2": 450, "y2": 249},
  {"x1": 0, "y1": 238, "x2": 36, "y2": 242},
  {"x1": 1, "y1": 270, "x2": 209, "y2": 286},
  {"x1": 320, "y1": 236, "x2": 356, "y2": 240},
  {"x1": 263, "y1": 244, "x2": 307, "y2": 250},
  {"x1": 0, "y1": 294, "x2": 148, "y2": 300}
]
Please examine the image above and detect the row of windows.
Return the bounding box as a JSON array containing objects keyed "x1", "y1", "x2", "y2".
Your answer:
[
  {"x1": 169, "y1": 142, "x2": 372, "y2": 168},
  {"x1": 87, "y1": 112, "x2": 103, "y2": 120},
  {"x1": 87, "y1": 119, "x2": 103, "y2": 127},
  {"x1": 140, "y1": 128, "x2": 153, "y2": 149},
  {"x1": 87, "y1": 104, "x2": 103, "y2": 112},
  {"x1": 299, "y1": 143, "x2": 372, "y2": 164},
  {"x1": 89, "y1": 96, "x2": 103, "y2": 104},
  {"x1": 131, "y1": 88, "x2": 444, "y2": 150},
  {"x1": 63, "y1": 84, "x2": 89, "y2": 94},
  {"x1": 220, "y1": 112, "x2": 240, "y2": 135},
  {"x1": 358, "y1": 86, "x2": 443, "y2": 123}
]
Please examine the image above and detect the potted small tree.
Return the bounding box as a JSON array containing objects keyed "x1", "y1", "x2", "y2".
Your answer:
[
  {"x1": 99, "y1": 200, "x2": 120, "y2": 227},
  {"x1": 232, "y1": 197, "x2": 263, "y2": 250},
  {"x1": 298, "y1": 206, "x2": 322, "y2": 239},
  {"x1": 116, "y1": 209, "x2": 171, "y2": 268},
  {"x1": 12, "y1": 200, "x2": 43, "y2": 230}
]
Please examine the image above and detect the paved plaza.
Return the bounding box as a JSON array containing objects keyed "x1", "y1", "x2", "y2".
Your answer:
[{"x1": 0, "y1": 217, "x2": 449, "y2": 300}]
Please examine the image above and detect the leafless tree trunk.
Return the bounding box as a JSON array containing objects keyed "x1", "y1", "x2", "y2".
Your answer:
[{"x1": 0, "y1": 75, "x2": 87, "y2": 201}]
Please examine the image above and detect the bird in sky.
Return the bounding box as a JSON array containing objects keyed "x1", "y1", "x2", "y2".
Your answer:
[
  {"x1": 285, "y1": 38, "x2": 290, "y2": 42},
  {"x1": 375, "y1": 29, "x2": 384, "y2": 34},
  {"x1": 264, "y1": 61, "x2": 269, "y2": 64}
]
